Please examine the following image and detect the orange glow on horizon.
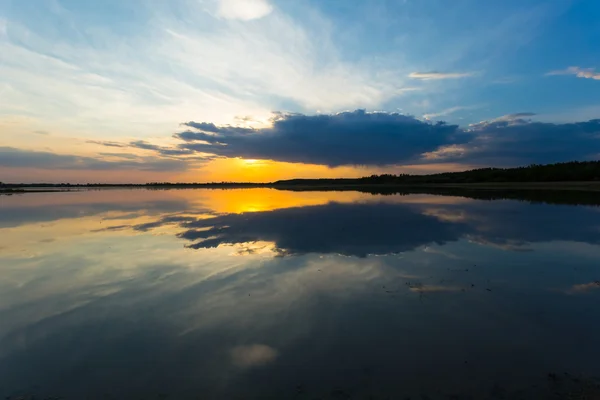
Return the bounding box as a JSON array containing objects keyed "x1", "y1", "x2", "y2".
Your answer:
[
  {"x1": 1, "y1": 155, "x2": 476, "y2": 185},
  {"x1": 179, "y1": 158, "x2": 476, "y2": 183}
]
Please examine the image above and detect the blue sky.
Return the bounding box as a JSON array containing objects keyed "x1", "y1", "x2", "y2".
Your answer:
[{"x1": 0, "y1": 0, "x2": 599, "y2": 182}]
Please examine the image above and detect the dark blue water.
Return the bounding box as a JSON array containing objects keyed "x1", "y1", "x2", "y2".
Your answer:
[{"x1": 1, "y1": 189, "x2": 599, "y2": 399}]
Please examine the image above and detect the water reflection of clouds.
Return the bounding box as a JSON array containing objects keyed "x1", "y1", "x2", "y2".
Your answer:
[
  {"x1": 177, "y1": 202, "x2": 465, "y2": 257},
  {"x1": 564, "y1": 281, "x2": 600, "y2": 294},
  {"x1": 171, "y1": 201, "x2": 600, "y2": 256},
  {"x1": 0, "y1": 191, "x2": 192, "y2": 228},
  {"x1": 2, "y1": 191, "x2": 600, "y2": 398},
  {"x1": 230, "y1": 344, "x2": 279, "y2": 368},
  {"x1": 3, "y1": 190, "x2": 600, "y2": 259},
  {"x1": 453, "y1": 202, "x2": 600, "y2": 248},
  {"x1": 0, "y1": 247, "x2": 411, "y2": 397}
]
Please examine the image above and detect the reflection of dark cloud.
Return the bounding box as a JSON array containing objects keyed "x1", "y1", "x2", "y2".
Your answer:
[
  {"x1": 462, "y1": 202, "x2": 600, "y2": 246},
  {"x1": 146, "y1": 198, "x2": 600, "y2": 255},
  {"x1": 176, "y1": 110, "x2": 462, "y2": 167},
  {"x1": 177, "y1": 202, "x2": 466, "y2": 257},
  {"x1": 0, "y1": 147, "x2": 187, "y2": 171},
  {"x1": 134, "y1": 215, "x2": 198, "y2": 232},
  {"x1": 3, "y1": 193, "x2": 600, "y2": 399},
  {"x1": 2, "y1": 228, "x2": 599, "y2": 399}
]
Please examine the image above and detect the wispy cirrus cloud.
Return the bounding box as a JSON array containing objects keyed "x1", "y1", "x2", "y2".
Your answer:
[
  {"x1": 86, "y1": 140, "x2": 127, "y2": 148},
  {"x1": 423, "y1": 105, "x2": 482, "y2": 120},
  {"x1": 90, "y1": 139, "x2": 210, "y2": 159},
  {"x1": 409, "y1": 71, "x2": 475, "y2": 80},
  {"x1": 0, "y1": 0, "x2": 416, "y2": 142},
  {"x1": 546, "y1": 66, "x2": 600, "y2": 80},
  {"x1": 0, "y1": 147, "x2": 188, "y2": 172}
]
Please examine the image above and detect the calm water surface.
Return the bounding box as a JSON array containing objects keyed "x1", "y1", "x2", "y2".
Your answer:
[{"x1": 1, "y1": 189, "x2": 600, "y2": 399}]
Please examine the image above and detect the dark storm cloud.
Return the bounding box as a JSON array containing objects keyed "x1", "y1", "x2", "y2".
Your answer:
[
  {"x1": 175, "y1": 110, "x2": 463, "y2": 167},
  {"x1": 437, "y1": 118, "x2": 600, "y2": 166},
  {"x1": 174, "y1": 109, "x2": 600, "y2": 167},
  {"x1": 0, "y1": 147, "x2": 187, "y2": 172}
]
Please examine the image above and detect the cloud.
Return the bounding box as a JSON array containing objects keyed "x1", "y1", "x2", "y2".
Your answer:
[
  {"x1": 91, "y1": 139, "x2": 209, "y2": 159},
  {"x1": 32, "y1": 130, "x2": 49, "y2": 135},
  {"x1": 0, "y1": 0, "x2": 417, "y2": 144},
  {"x1": 86, "y1": 140, "x2": 126, "y2": 148},
  {"x1": 463, "y1": 112, "x2": 537, "y2": 128},
  {"x1": 173, "y1": 110, "x2": 600, "y2": 167},
  {"x1": 128, "y1": 140, "x2": 197, "y2": 157},
  {"x1": 98, "y1": 152, "x2": 141, "y2": 160},
  {"x1": 216, "y1": 0, "x2": 273, "y2": 21},
  {"x1": 424, "y1": 116, "x2": 600, "y2": 165},
  {"x1": 423, "y1": 105, "x2": 482, "y2": 120},
  {"x1": 230, "y1": 344, "x2": 278, "y2": 368},
  {"x1": 0, "y1": 147, "x2": 187, "y2": 172},
  {"x1": 496, "y1": 112, "x2": 536, "y2": 120},
  {"x1": 175, "y1": 110, "x2": 463, "y2": 167},
  {"x1": 409, "y1": 71, "x2": 475, "y2": 80},
  {"x1": 546, "y1": 67, "x2": 600, "y2": 80}
]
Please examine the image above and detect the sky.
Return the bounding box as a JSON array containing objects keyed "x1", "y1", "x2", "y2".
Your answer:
[{"x1": 0, "y1": 0, "x2": 599, "y2": 183}]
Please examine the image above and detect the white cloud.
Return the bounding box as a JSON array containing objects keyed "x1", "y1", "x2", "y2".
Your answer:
[
  {"x1": 421, "y1": 144, "x2": 468, "y2": 160},
  {"x1": 409, "y1": 71, "x2": 475, "y2": 80},
  {"x1": 216, "y1": 0, "x2": 273, "y2": 21},
  {"x1": 0, "y1": 18, "x2": 7, "y2": 37},
  {"x1": 467, "y1": 112, "x2": 536, "y2": 130},
  {"x1": 159, "y1": 11, "x2": 410, "y2": 112},
  {"x1": 0, "y1": 1, "x2": 413, "y2": 141},
  {"x1": 423, "y1": 105, "x2": 481, "y2": 120},
  {"x1": 546, "y1": 66, "x2": 600, "y2": 80}
]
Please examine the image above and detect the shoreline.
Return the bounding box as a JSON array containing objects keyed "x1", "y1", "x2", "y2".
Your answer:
[{"x1": 3, "y1": 181, "x2": 600, "y2": 194}]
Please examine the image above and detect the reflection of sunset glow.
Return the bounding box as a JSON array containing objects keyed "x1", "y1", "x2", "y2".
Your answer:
[
  {"x1": 186, "y1": 189, "x2": 473, "y2": 214},
  {"x1": 194, "y1": 188, "x2": 371, "y2": 214},
  {"x1": 232, "y1": 241, "x2": 278, "y2": 256}
]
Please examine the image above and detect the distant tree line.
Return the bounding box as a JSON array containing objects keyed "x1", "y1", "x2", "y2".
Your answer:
[
  {"x1": 1, "y1": 160, "x2": 599, "y2": 188},
  {"x1": 274, "y1": 160, "x2": 600, "y2": 185}
]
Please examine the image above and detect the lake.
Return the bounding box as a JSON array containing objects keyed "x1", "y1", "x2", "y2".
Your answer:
[{"x1": 1, "y1": 188, "x2": 600, "y2": 399}]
